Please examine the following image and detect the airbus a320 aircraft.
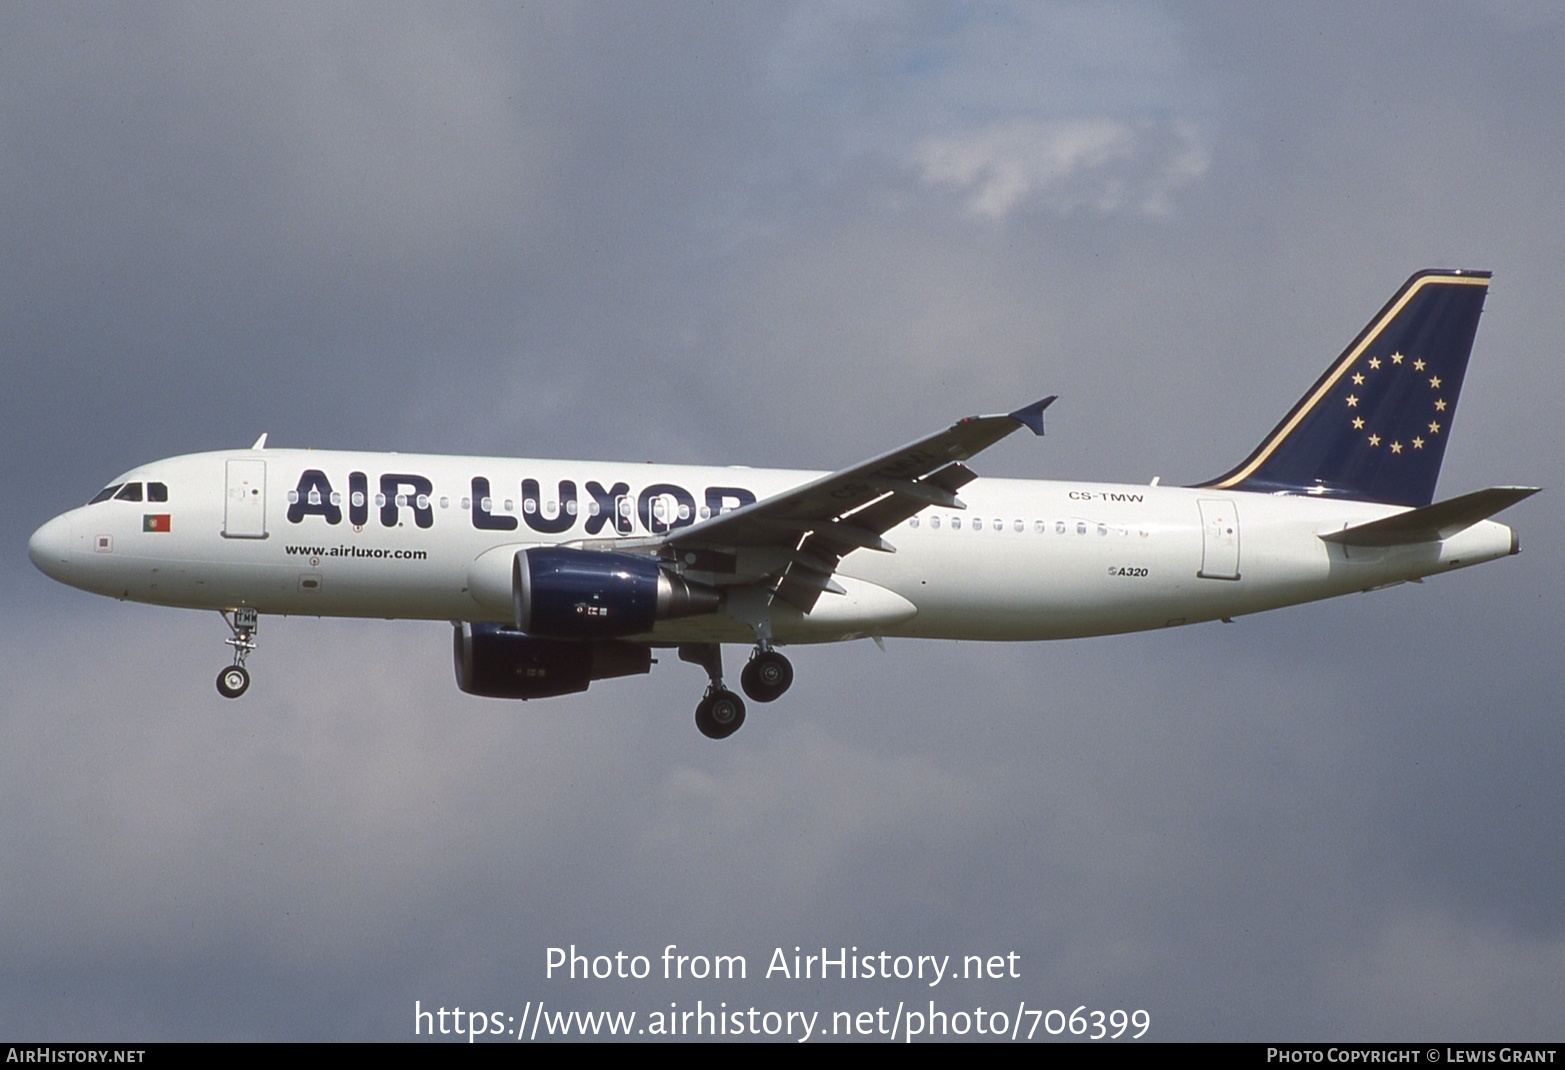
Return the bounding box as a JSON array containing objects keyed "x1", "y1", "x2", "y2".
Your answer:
[{"x1": 30, "y1": 270, "x2": 1536, "y2": 738}]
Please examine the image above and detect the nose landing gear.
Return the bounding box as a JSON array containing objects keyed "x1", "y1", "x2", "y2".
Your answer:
[
  {"x1": 216, "y1": 664, "x2": 250, "y2": 698},
  {"x1": 216, "y1": 608, "x2": 258, "y2": 699}
]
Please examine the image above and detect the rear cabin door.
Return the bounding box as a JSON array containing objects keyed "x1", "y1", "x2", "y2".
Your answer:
[{"x1": 1197, "y1": 498, "x2": 1240, "y2": 580}]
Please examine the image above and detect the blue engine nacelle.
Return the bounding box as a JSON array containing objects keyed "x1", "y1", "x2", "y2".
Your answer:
[
  {"x1": 452, "y1": 622, "x2": 653, "y2": 700},
  {"x1": 514, "y1": 547, "x2": 722, "y2": 640}
]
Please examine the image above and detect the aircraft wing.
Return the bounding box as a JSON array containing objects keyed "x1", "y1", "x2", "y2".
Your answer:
[{"x1": 644, "y1": 397, "x2": 1055, "y2": 611}]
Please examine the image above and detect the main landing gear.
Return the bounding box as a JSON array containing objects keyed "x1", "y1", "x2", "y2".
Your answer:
[
  {"x1": 695, "y1": 688, "x2": 745, "y2": 740},
  {"x1": 740, "y1": 647, "x2": 794, "y2": 704},
  {"x1": 216, "y1": 607, "x2": 258, "y2": 699},
  {"x1": 681, "y1": 641, "x2": 795, "y2": 739},
  {"x1": 682, "y1": 643, "x2": 744, "y2": 739}
]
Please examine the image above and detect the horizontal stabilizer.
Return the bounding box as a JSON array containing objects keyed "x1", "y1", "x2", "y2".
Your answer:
[{"x1": 1321, "y1": 486, "x2": 1539, "y2": 546}]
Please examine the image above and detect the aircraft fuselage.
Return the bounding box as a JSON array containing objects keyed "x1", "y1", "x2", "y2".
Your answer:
[{"x1": 29, "y1": 447, "x2": 1518, "y2": 645}]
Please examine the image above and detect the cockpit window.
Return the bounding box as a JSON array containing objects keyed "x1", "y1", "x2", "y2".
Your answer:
[{"x1": 89, "y1": 480, "x2": 168, "y2": 505}]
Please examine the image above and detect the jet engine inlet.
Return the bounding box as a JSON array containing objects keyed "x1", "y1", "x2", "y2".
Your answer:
[{"x1": 514, "y1": 546, "x2": 722, "y2": 639}]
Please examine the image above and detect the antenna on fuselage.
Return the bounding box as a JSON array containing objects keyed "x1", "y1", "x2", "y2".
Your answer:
[{"x1": 251, "y1": 433, "x2": 268, "y2": 450}]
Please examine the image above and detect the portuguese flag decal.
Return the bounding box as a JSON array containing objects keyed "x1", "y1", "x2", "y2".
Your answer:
[{"x1": 143, "y1": 514, "x2": 171, "y2": 533}]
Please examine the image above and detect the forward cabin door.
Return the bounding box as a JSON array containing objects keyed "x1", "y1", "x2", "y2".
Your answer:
[
  {"x1": 1197, "y1": 498, "x2": 1240, "y2": 580},
  {"x1": 223, "y1": 459, "x2": 268, "y2": 539}
]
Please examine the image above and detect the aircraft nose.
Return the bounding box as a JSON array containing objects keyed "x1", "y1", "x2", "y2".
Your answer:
[{"x1": 28, "y1": 513, "x2": 76, "y2": 581}]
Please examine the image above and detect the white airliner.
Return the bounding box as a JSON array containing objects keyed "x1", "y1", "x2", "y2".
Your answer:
[{"x1": 29, "y1": 270, "x2": 1536, "y2": 737}]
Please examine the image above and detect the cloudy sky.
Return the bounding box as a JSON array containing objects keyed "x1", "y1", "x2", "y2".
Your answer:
[{"x1": 3, "y1": 1, "x2": 1562, "y2": 1042}]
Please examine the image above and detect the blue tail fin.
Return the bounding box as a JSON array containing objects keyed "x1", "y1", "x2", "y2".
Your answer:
[{"x1": 1198, "y1": 269, "x2": 1490, "y2": 507}]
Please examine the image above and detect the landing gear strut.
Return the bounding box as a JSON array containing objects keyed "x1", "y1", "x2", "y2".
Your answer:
[
  {"x1": 217, "y1": 607, "x2": 258, "y2": 699},
  {"x1": 681, "y1": 643, "x2": 746, "y2": 740}
]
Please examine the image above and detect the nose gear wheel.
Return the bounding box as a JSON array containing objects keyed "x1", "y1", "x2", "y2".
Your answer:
[{"x1": 217, "y1": 608, "x2": 259, "y2": 699}]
